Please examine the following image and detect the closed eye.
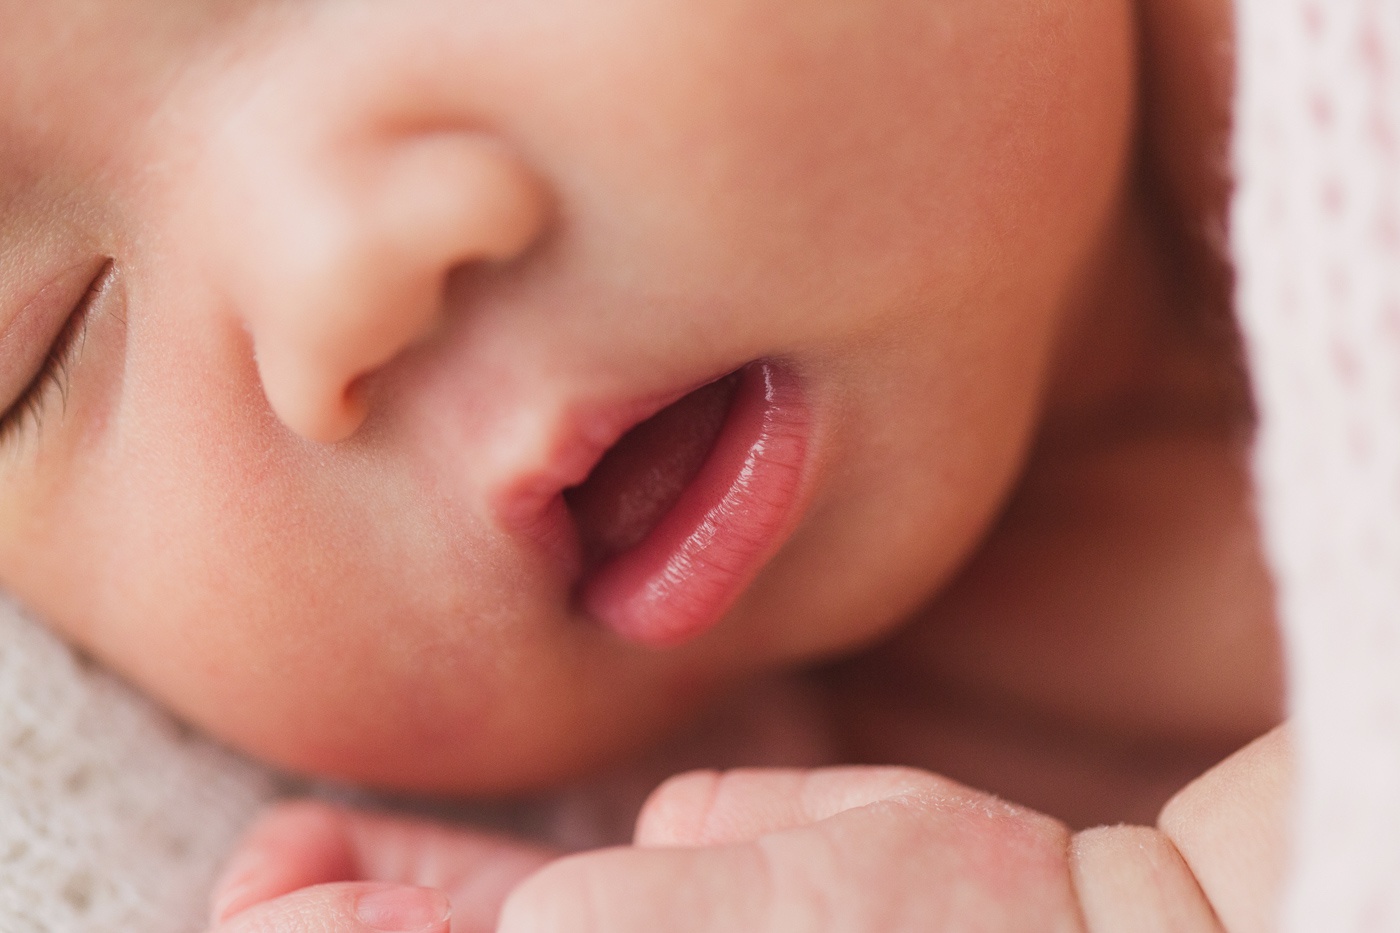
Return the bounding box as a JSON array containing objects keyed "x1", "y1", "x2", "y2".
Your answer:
[{"x1": 0, "y1": 260, "x2": 114, "y2": 448}]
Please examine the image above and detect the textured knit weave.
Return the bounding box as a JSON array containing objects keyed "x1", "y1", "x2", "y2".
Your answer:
[
  {"x1": 0, "y1": 599, "x2": 272, "y2": 933},
  {"x1": 1234, "y1": 0, "x2": 1400, "y2": 929}
]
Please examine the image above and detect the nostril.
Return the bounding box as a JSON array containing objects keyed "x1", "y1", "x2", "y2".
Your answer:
[
  {"x1": 248, "y1": 135, "x2": 550, "y2": 445},
  {"x1": 255, "y1": 339, "x2": 370, "y2": 444}
]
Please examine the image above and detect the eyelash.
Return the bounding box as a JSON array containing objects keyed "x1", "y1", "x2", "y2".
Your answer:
[{"x1": 0, "y1": 261, "x2": 114, "y2": 448}]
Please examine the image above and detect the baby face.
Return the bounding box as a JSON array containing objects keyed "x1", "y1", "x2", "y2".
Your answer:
[{"x1": 0, "y1": 0, "x2": 1134, "y2": 791}]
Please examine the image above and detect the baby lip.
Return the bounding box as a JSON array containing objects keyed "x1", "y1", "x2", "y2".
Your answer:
[
  {"x1": 488, "y1": 362, "x2": 812, "y2": 648},
  {"x1": 487, "y1": 382, "x2": 711, "y2": 568},
  {"x1": 564, "y1": 370, "x2": 742, "y2": 570},
  {"x1": 579, "y1": 361, "x2": 812, "y2": 647}
]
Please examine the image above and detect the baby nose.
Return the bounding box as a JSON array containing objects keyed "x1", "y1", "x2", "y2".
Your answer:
[{"x1": 241, "y1": 134, "x2": 548, "y2": 443}]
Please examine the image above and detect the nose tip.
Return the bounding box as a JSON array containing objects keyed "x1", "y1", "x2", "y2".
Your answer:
[{"x1": 250, "y1": 135, "x2": 549, "y2": 444}]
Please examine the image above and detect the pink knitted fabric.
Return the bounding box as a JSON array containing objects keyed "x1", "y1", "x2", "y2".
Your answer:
[{"x1": 1234, "y1": 1, "x2": 1400, "y2": 928}]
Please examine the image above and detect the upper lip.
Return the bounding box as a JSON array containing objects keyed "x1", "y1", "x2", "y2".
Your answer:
[{"x1": 486, "y1": 367, "x2": 740, "y2": 565}]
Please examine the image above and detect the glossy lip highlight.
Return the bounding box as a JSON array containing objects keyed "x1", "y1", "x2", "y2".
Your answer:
[
  {"x1": 492, "y1": 361, "x2": 813, "y2": 648},
  {"x1": 579, "y1": 361, "x2": 810, "y2": 647}
]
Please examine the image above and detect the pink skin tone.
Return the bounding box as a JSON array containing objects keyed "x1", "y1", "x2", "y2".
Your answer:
[
  {"x1": 0, "y1": 0, "x2": 1136, "y2": 793},
  {"x1": 208, "y1": 731, "x2": 1290, "y2": 933},
  {"x1": 0, "y1": 0, "x2": 1289, "y2": 929}
]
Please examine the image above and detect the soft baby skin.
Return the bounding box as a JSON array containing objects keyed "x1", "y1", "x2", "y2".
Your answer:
[
  {"x1": 0, "y1": 0, "x2": 1133, "y2": 790},
  {"x1": 0, "y1": 0, "x2": 1288, "y2": 929}
]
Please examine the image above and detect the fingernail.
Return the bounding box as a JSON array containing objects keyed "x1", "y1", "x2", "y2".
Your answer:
[
  {"x1": 208, "y1": 850, "x2": 266, "y2": 924},
  {"x1": 355, "y1": 886, "x2": 452, "y2": 932}
]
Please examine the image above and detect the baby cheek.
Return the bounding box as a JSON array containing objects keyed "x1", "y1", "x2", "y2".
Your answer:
[
  {"x1": 84, "y1": 390, "x2": 639, "y2": 787},
  {"x1": 41, "y1": 377, "x2": 463, "y2": 761}
]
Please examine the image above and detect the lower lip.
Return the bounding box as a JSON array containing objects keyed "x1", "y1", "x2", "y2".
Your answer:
[{"x1": 578, "y1": 361, "x2": 811, "y2": 647}]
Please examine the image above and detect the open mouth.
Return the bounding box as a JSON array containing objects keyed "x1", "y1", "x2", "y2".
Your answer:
[
  {"x1": 503, "y1": 361, "x2": 811, "y2": 648},
  {"x1": 565, "y1": 370, "x2": 742, "y2": 570}
]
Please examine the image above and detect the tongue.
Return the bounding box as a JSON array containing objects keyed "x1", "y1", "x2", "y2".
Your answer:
[{"x1": 565, "y1": 373, "x2": 741, "y2": 567}]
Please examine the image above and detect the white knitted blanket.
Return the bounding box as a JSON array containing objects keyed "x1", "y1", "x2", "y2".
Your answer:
[
  {"x1": 0, "y1": 2, "x2": 1394, "y2": 930},
  {"x1": 0, "y1": 601, "x2": 272, "y2": 933},
  {"x1": 1234, "y1": 0, "x2": 1400, "y2": 928}
]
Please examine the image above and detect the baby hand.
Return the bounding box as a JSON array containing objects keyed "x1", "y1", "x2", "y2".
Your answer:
[
  {"x1": 500, "y1": 728, "x2": 1289, "y2": 933},
  {"x1": 209, "y1": 730, "x2": 1287, "y2": 932},
  {"x1": 500, "y1": 766, "x2": 1087, "y2": 932},
  {"x1": 206, "y1": 801, "x2": 558, "y2": 933}
]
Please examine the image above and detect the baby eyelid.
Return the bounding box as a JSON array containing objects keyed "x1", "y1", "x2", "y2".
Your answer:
[{"x1": 0, "y1": 260, "x2": 114, "y2": 447}]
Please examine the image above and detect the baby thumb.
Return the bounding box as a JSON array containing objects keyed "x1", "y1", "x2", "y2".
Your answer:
[{"x1": 210, "y1": 882, "x2": 451, "y2": 933}]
